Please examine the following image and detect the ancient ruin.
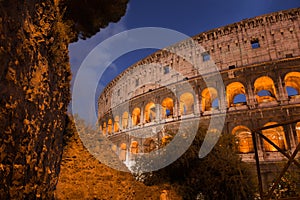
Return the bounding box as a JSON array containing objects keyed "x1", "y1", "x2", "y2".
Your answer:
[{"x1": 98, "y1": 8, "x2": 300, "y2": 184}]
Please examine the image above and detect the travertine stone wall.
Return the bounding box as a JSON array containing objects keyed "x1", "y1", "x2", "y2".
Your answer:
[
  {"x1": 98, "y1": 8, "x2": 300, "y2": 118},
  {"x1": 97, "y1": 8, "x2": 300, "y2": 164}
]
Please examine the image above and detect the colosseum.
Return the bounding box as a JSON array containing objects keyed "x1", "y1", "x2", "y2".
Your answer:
[{"x1": 97, "y1": 8, "x2": 300, "y2": 180}]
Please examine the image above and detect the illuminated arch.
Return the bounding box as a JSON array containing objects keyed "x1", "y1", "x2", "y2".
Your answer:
[
  {"x1": 143, "y1": 139, "x2": 156, "y2": 153},
  {"x1": 296, "y1": 122, "x2": 300, "y2": 144},
  {"x1": 254, "y1": 76, "x2": 277, "y2": 103},
  {"x1": 161, "y1": 135, "x2": 172, "y2": 146},
  {"x1": 180, "y1": 92, "x2": 194, "y2": 115},
  {"x1": 114, "y1": 116, "x2": 120, "y2": 132},
  {"x1": 130, "y1": 141, "x2": 139, "y2": 154},
  {"x1": 226, "y1": 82, "x2": 246, "y2": 107},
  {"x1": 132, "y1": 108, "x2": 141, "y2": 126},
  {"x1": 107, "y1": 119, "x2": 113, "y2": 134},
  {"x1": 232, "y1": 125, "x2": 253, "y2": 153},
  {"x1": 122, "y1": 112, "x2": 129, "y2": 129},
  {"x1": 161, "y1": 97, "x2": 174, "y2": 119},
  {"x1": 262, "y1": 122, "x2": 287, "y2": 152},
  {"x1": 111, "y1": 144, "x2": 117, "y2": 152},
  {"x1": 102, "y1": 122, "x2": 107, "y2": 135},
  {"x1": 284, "y1": 72, "x2": 300, "y2": 97},
  {"x1": 201, "y1": 87, "x2": 219, "y2": 111},
  {"x1": 119, "y1": 143, "x2": 127, "y2": 161},
  {"x1": 144, "y1": 102, "x2": 156, "y2": 123}
]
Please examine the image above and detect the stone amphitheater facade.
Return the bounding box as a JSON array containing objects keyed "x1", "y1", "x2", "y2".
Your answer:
[{"x1": 98, "y1": 8, "x2": 300, "y2": 168}]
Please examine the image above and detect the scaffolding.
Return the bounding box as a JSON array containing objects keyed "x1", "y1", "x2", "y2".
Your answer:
[{"x1": 251, "y1": 119, "x2": 300, "y2": 199}]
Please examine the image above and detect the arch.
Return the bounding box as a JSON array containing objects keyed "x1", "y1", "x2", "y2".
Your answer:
[
  {"x1": 254, "y1": 76, "x2": 277, "y2": 103},
  {"x1": 132, "y1": 107, "x2": 141, "y2": 126},
  {"x1": 286, "y1": 86, "x2": 298, "y2": 97},
  {"x1": 161, "y1": 135, "x2": 172, "y2": 146},
  {"x1": 114, "y1": 116, "x2": 120, "y2": 132},
  {"x1": 143, "y1": 138, "x2": 156, "y2": 153},
  {"x1": 180, "y1": 92, "x2": 194, "y2": 115},
  {"x1": 130, "y1": 141, "x2": 139, "y2": 154},
  {"x1": 144, "y1": 102, "x2": 156, "y2": 123},
  {"x1": 262, "y1": 122, "x2": 287, "y2": 152},
  {"x1": 233, "y1": 94, "x2": 247, "y2": 104},
  {"x1": 284, "y1": 72, "x2": 300, "y2": 97},
  {"x1": 111, "y1": 144, "x2": 117, "y2": 152},
  {"x1": 107, "y1": 119, "x2": 113, "y2": 134},
  {"x1": 201, "y1": 87, "x2": 218, "y2": 111},
  {"x1": 161, "y1": 97, "x2": 174, "y2": 119},
  {"x1": 102, "y1": 122, "x2": 107, "y2": 135},
  {"x1": 296, "y1": 122, "x2": 300, "y2": 144},
  {"x1": 226, "y1": 82, "x2": 246, "y2": 107},
  {"x1": 212, "y1": 98, "x2": 219, "y2": 108},
  {"x1": 122, "y1": 112, "x2": 129, "y2": 129},
  {"x1": 119, "y1": 143, "x2": 127, "y2": 161},
  {"x1": 232, "y1": 125, "x2": 254, "y2": 153}
]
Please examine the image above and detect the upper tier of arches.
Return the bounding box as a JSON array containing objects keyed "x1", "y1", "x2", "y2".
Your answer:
[
  {"x1": 98, "y1": 8, "x2": 300, "y2": 115},
  {"x1": 99, "y1": 70, "x2": 300, "y2": 135}
]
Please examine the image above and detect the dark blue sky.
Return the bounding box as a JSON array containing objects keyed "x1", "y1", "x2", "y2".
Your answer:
[
  {"x1": 69, "y1": 0, "x2": 299, "y2": 87},
  {"x1": 69, "y1": 0, "x2": 299, "y2": 122}
]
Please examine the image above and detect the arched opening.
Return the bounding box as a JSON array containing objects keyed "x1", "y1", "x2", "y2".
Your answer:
[
  {"x1": 254, "y1": 76, "x2": 277, "y2": 103},
  {"x1": 107, "y1": 119, "x2": 113, "y2": 134},
  {"x1": 161, "y1": 97, "x2": 174, "y2": 119},
  {"x1": 132, "y1": 108, "x2": 141, "y2": 126},
  {"x1": 284, "y1": 72, "x2": 300, "y2": 98},
  {"x1": 286, "y1": 86, "x2": 298, "y2": 96},
  {"x1": 201, "y1": 87, "x2": 219, "y2": 111},
  {"x1": 130, "y1": 141, "x2": 139, "y2": 154},
  {"x1": 295, "y1": 122, "x2": 300, "y2": 144},
  {"x1": 212, "y1": 98, "x2": 219, "y2": 109},
  {"x1": 143, "y1": 139, "x2": 156, "y2": 153},
  {"x1": 122, "y1": 112, "x2": 129, "y2": 129},
  {"x1": 102, "y1": 122, "x2": 107, "y2": 135},
  {"x1": 179, "y1": 92, "x2": 194, "y2": 115},
  {"x1": 114, "y1": 116, "x2": 119, "y2": 132},
  {"x1": 111, "y1": 144, "x2": 117, "y2": 152},
  {"x1": 144, "y1": 102, "x2": 156, "y2": 123},
  {"x1": 226, "y1": 82, "x2": 246, "y2": 107},
  {"x1": 262, "y1": 122, "x2": 287, "y2": 152},
  {"x1": 233, "y1": 94, "x2": 247, "y2": 104},
  {"x1": 232, "y1": 126, "x2": 254, "y2": 153},
  {"x1": 119, "y1": 143, "x2": 127, "y2": 161},
  {"x1": 161, "y1": 135, "x2": 172, "y2": 147}
]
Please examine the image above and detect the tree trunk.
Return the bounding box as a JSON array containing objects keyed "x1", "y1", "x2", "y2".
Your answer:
[{"x1": 0, "y1": 1, "x2": 71, "y2": 198}]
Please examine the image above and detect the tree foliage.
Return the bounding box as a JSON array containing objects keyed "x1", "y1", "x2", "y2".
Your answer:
[
  {"x1": 134, "y1": 127, "x2": 256, "y2": 200},
  {"x1": 59, "y1": 0, "x2": 129, "y2": 41}
]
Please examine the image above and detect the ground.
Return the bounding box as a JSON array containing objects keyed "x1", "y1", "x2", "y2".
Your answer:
[{"x1": 55, "y1": 131, "x2": 181, "y2": 200}]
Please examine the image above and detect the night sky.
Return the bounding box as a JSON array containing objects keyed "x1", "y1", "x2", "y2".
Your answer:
[{"x1": 69, "y1": 0, "x2": 299, "y2": 123}]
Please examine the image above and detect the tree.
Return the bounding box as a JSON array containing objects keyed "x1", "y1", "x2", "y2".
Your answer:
[
  {"x1": 134, "y1": 126, "x2": 255, "y2": 200},
  {"x1": 60, "y1": 0, "x2": 129, "y2": 41},
  {"x1": 0, "y1": 0, "x2": 128, "y2": 199}
]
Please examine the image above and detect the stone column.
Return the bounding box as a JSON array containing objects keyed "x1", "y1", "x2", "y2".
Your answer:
[
  {"x1": 128, "y1": 113, "x2": 132, "y2": 128},
  {"x1": 219, "y1": 86, "x2": 227, "y2": 111},
  {"x1": 277, "y1": 75, "x2": 289, "y2": 104},
  {"x1": 246, "y1": 79, "x2": 257, "y2": 109},
  {"x1": 140, "y1": 105, "x2": 144, "y2": 125},
  {"x1": 194, "y1": 92, "x2": 201, "y2": 116},
  {"x1": 174, "y1": 97, "x2": 180, "y2": 118},
  {"x1": 156, "y1": 104, "x2": 161, "y2": 121}
]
